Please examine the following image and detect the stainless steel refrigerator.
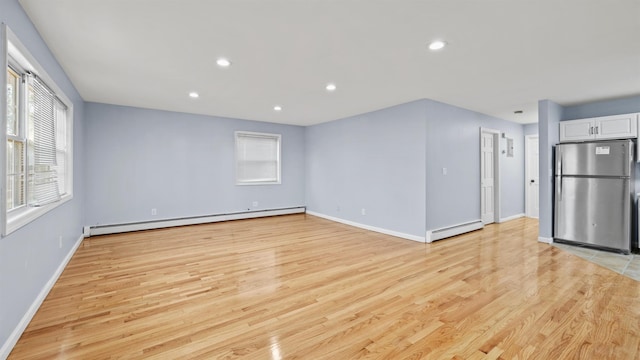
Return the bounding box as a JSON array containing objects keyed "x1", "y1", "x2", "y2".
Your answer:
[{"x1": 554, "y1": 139, "x2": 635, "y2": 254}]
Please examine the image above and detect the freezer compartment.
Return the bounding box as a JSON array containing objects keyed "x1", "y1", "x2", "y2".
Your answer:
[
  {"x1": 554, "y1": 176, "x2": 631, "y2": 253},
  {"x1": 556, "y1": 140, "x2": 633, "y2": 177}
]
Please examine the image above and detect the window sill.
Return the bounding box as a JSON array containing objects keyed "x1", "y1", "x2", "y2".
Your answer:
[{"x1": 4, "y1": 194, "x2": 73, "y2": 236}]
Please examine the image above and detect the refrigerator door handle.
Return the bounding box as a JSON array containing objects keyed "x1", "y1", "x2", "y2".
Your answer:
[
  {"x1": 557, "y1": 155, "x2": 563, "y2": 201},
  {"x1": 557, "y1": 176, "x2": 562, "y2": 201},
  {"x1": 558, "y1": 153, "x2": 562, "y2": 177}
]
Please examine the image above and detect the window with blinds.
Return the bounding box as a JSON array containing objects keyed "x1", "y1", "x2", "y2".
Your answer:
[
  {"x1": 3, "y1": 26, "x2": 73, "y2": 235},
  {"x1": 27, "y1": 76, "x2": 67, "y2": 206},
  {"x1": 235, "y1": 131, "x2": 281, "y2": 185}
]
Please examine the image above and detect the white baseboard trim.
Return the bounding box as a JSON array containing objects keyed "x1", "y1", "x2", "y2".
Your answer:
[
  {"x1": 305, "y1": 211, "x2": 425, "y2": 243},
  {"x1": 0, "y1": 233, "x2": 84, "y2": 360},
  {"x1": 88, "y1": 207, "x2": 306, "y2": 236},
  {"x1": 425, "y1": 220, "x2": 484, "y2": 243},
  {"x1": 538, "y1": 236, "x2": 553, "y2": 244},
  {"x1": 499, "y1": 213, "x2": 525, "y2": 223}
]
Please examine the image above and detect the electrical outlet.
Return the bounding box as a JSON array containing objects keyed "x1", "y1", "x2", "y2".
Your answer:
[
  {"x1": 59, "y1": 236, "x2": 62, "y2": 248},
  {"x1": 442, "y1": 167, "x2": 447, "y2": 175},
  {"x1": 361, "y1": 208, "x2": 366, "y2": 216},
  {"x1": 151, "y1": 208, "x2": 157, "y2": 216},
  {"x1": 252, "y1": 201, "x2": 258, "y2": 207}
]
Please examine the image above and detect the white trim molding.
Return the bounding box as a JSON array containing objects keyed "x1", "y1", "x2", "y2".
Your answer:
[
  {"x1": 0, "y1": 24, "x2": 8, "y2": 237},
  {"x1": 88, "y1": 207, "x2": 305, "y2": 236},
  {"x1": 306, "y1": 211, "x2": 425, "y2": 243},
  {"x1": 425, "y1": 220, "x2": 484, "y2": 243},
  {"x1": 538, "y1": 237, "x2": 553, "y2": 244},
  {"x1": 0, "y1": 233, "x2": 84, "y2": 359},
  {"x1": 498, "y1": 213, "x2": 525, "y2": 223}
]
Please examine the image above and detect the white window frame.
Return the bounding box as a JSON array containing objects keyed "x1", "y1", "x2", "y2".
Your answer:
[
  {"x1": 6, "y1": 64, "x2": 25, "y2": 212},
  {"x1": 1, "y1": 24, "x2": 74, "y2": 236},
  {"x1": 235, "y1": 131, "x2": 281, "y2": 185}
]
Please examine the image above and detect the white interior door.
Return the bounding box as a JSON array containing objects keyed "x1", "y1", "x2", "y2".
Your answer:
[
  {"x1": 481, "y1": 132, "x2": 495, "y2": 224},
  {"x1": 526, "y1": 135, "x2": 539, "y2": 218}
]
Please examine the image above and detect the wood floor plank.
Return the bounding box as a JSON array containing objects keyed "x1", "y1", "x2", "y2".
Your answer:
[{"x1": 8, "y1": 214, "x2": 640, "y2": 359}]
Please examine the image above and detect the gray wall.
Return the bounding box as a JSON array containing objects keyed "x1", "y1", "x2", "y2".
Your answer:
[
  {"x1": 425, "y1": 99, "x2": 525, "y2": 230},
  {"x1": 305, "y1": 100, "x2": 427, "y2": 237},
  {"x1": 0, "y1": 0, "x2": 86, "y2": 351},
  {"x1": 537, "y1": 100, "x2": 562, "y2": 239},
  {"x1": 306, "y1": 99, "x2": 526, "y2": 238},
  {"x1": 523, "y1": 123, "x2": 538, "y2": 136},
  {"x1": 563, "y1": 95, "x2": 640, "y2": 120},
  {"x1": 85, "y1": 103, "x2": 305, "y2": 226}
]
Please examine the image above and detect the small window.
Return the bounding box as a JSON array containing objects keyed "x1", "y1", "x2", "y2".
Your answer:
[{"x1": 235, "y1": 131, "x2": 281, "y2": 185}]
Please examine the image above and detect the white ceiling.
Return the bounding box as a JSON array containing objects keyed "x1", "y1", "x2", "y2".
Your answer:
[{"x1": 18, "y1": 0, "x2": 640, "y2": 126}]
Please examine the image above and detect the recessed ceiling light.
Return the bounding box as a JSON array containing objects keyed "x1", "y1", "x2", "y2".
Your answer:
[
  {"x1": 216, "y1": 58, "x2": 231, "y2": 67},
  {"x1": 326, "y1": 83, "x2": 337, "y2": 92},
  {"x1": 189, "y1": 92, "x2": 199, "y2": 98},
  {"x1": 273, "y1": 105, "x2": 282, "y2": 111},
  {"x1": 428, "y1": 40, "x2": 447, "y2": 51}
]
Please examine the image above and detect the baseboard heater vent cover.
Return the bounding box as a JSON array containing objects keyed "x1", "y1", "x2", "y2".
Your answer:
[
  {"x1": 425, "y1": 220, "x2": 484, "y2": 243},
  {"x1": 86, "y1": 207, "x2": 306, "y2": 236}
]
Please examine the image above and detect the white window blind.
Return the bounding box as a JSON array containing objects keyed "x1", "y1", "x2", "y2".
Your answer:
[
  {"x1": 235, "y1": 132, "x2": 281, "y2": 184},
  {"x1": 29, "y1": 76, "x2": 61, "y2": 206}
]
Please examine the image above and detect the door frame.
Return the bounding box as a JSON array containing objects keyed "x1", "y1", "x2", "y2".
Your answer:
[
  {"x1": 480, "y1": 128, "x2": 501, "y2": 224},
  {"x1": 525, "y1": 134, "x2": 539, "y2": 218}
]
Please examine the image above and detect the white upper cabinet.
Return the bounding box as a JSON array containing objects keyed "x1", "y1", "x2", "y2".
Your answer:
[
  {"x1": 560, "y1": 113, "x2": 638, "y2": 142},
  {"x1": 560, "y1": 119, "x2": 593, "y2": 141},
  {"x1": 598, "y1": 114, "x2": 637, "y2": 138}
]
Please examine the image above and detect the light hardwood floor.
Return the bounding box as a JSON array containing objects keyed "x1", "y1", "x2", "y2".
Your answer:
[{"x1": 9, "y1": 214, "x2": 640, "y2": 359}]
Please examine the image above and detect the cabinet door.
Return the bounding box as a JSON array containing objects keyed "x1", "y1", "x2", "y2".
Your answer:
[
  {"x1": 595, "y1": 113, "x2": 638, "y2": 139},
  {"x1": 560, "y1": 119, "x2": 594, "y2": 142}
]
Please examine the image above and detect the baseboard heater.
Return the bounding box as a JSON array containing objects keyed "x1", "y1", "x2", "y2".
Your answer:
[
  {"x1": 85, "y1": 206, "x2": 306, "y2": 237},
  {"x1": 425, "y1": 220, "x2": 484, "y2": 243}
]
